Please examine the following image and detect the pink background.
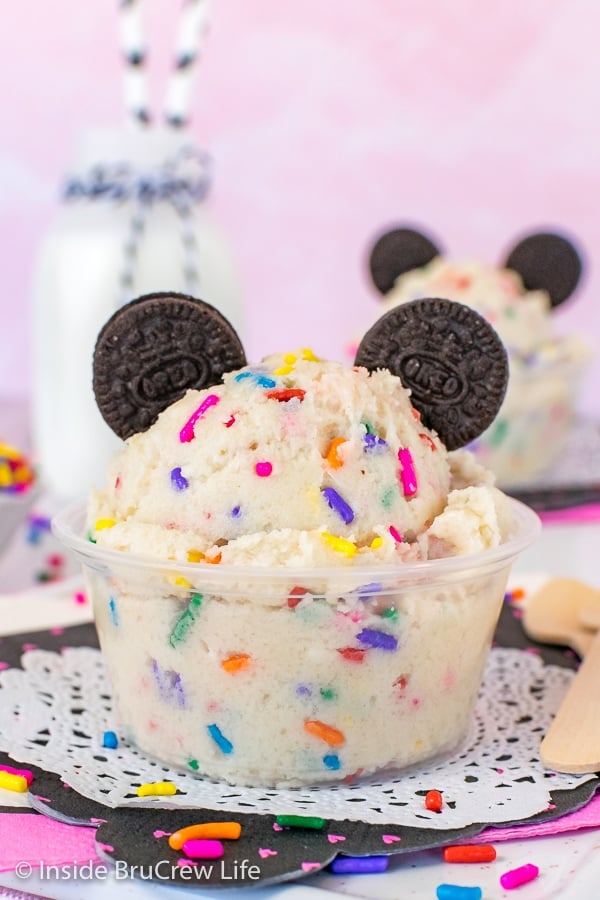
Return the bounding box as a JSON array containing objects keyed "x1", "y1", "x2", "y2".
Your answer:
[{"x1": 1, "y1": 0, "x2": 599, "y2": 417}]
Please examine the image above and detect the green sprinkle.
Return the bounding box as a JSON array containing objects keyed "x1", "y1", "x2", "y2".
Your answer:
[
  {"x1": 320, "y1": 687, "x2": 337, "y2": 701},
  {"x1": 87, "y1": 534, "x2": 97, "y2": 544},
  {"x1": 169, "y1": 593, "x2": 203, "y2": 648},
  {"x1": 187, "y1": 758, "x2": 200, "y2": 771},
  {"x1": 362, "y1": 421, "x2": 374, "y2": 435},
  {"x1": 488, "y1": 418, "x2": 509, "y2": 448},
  {"x1": 276, "y1": 815, "x2": 326, "y2": 830},
  {"x1": 382, "y1": 607, "x2": 399, "y2": 623},
  {"x1": 380, "y1": 486, "x2": 396, "y2": 510}
]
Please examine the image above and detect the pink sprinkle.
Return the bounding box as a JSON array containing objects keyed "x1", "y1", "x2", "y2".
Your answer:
[
  {"x1": 223, "y1": 414, "x2": 236, "y2": 428},
  {"x1": 255, "y1": 461, "x2": 273, "y2": 477},
  {"x1": 301, "y1": 862, "x2": 321, "y2": 873},
  {"x1": 272, "y1": 823, "x2": 284, "y2": 832},
  {"x1": 74, "y1": 591, "x2": 87, "y2": 605},
  {"x1": 398, "y1": 448, "x2": 417, "y2": 496},
  {"x1": 179, "y1": 394, "x2": 220, "y2": 443},
  {"x1": 500, "y1": 863, "x2": 539, "y2": 889},
  {"x1": 0, "y1": 662, "x2": 8, "y2": 671},
  {"x1": 90, "y1": 818, "x2": 108, "y2": 824},
  {"x1": 258, "y1": 848, "x2": 278, "y2": 858},
  {"x1": 22, "y1": 644, "x2": 37, "y2": 652},
  {"x1": 389, "y1": 525, "x2": 403, "y2": 543},
  {"x1": 49, "y1": 627, "x2": 64, "y2": 636},
  {"x1": 382, "y1": 834, "x2": 401, "y2": 844},
  {"x1": 96, "y1": 842, "x2": 114, "y2": 853},
  {"x1": 327, "y1": 834, "x2": 346, "y2": 844},
  {"x1": 153, "y1": 830, "x2": 172, "y2": 838}
]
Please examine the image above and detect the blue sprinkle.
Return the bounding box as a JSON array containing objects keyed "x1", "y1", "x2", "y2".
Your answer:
[
  {"x1": 321, "y1": 487, "x2": 354, "y2": 524},
  {"x1": 102, "y1": 730, "x2": 118, "y2": 749},
  {"x1": 108, "y1": 596, "x2": 119, "y2": 626},
  {"x1": 363, "y1": 433, "x2": 388, "y2": 454},
  {"x1": 436, "y1": 885, "x2": 482, "y2": 900},
  {"x1": 323, "y1": 754, "x2": 341, "y2": 771},
  {"x1": 330, "y1": 856, "x2": 389, "y2": 874},
  {"x1": 356, "y1": 628, "x2": 398, "y2": 652},
  {"x1": 231, "y1": 505, "x2": 242, "y2": 518},
  {"x1": 234, "y1": 371, "x2": 277, "y2": 389},
  {"x1": 170, "y1": 467, "x2": 189, "y2": 491},
  {"x1": 207, "y1": 723, "x2": 234, "y2": 754}
]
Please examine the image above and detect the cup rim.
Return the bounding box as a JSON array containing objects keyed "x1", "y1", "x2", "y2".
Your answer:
[{"x1": 52, "y1": 497, "x2": 541, "y2": 586}]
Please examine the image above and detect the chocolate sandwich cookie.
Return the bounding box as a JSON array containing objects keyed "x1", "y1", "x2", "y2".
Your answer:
[
  {"x1": 504, "y1": 231, "x2": 583, "y2": 308},
  {"x1": 93, "y1": 292, "x2": 247, "y2": 439},
  {"x1": 354, "y1": 297, "x2": 508, "y2": 450},
  {"x1": 369, "y1": 227, "x2": 441, "y2": 295}
]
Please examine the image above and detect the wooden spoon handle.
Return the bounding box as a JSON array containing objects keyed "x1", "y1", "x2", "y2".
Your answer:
[{"x1": 541, "y1": 630, "x2": 600, "y2": 774}]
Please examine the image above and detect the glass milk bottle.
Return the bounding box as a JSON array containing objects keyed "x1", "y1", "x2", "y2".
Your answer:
[{"x1": 31, "y1": 128, "x2": 243, "y2": 501}]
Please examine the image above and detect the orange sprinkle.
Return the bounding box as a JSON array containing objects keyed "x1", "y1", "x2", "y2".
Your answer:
[
  {"x1": 410, "y1": 407, "x2": 421, "y2": 421},
  {"x1": 511, "y1": 587, "x2": 526, "y2": 601},
  {"x1": 419, "y1": 433, "x2": 437, "y2": 451},
  {"x1": 324, "y1": 437, "x2": 347, "y2": 469},
  {"x1": 221, "y1": 654, "x2": 251, "y2": 673},
  {"x1": 169, "y1": 822, "x2": 241, "y2": 849},
  {"x1": 304, "y1": 719, "x2": 345, "y2": 746},
  {"x1": 205, "y1": 552, "x2": 222, "y2": 565}
]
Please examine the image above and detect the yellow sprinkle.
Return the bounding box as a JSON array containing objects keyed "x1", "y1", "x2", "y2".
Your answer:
[
  {"x1": 321, "y1": 533, "x2": 357, "y2": 558},
  {"x1": 187, "y1": 549, "x2": 204, "y2": 563},
  {"x1": 370, "y1": 536, "x2": 383, "y2": 549},
  {"x1": 173, "y1": 576, "x2": 192, "y2": 588},
  {"x1": 283, "y1": 352, "x2": 298, "y2": 365},
  {"x1": 273, "y1": 365, "x2": 294, "y2": 376},
  {"x1": 0, "y1": 442, "x2": 21, "y2": 460},
  {"x1": 136, "y1": 781, "x2": 177, "y2": 797},
  {"x1": 0, "y1": 772, "x2": 28, "y2": 793},
  {"x1": 301, "y1": 347, "x2": 320, "y2": 362},
  {"x1": 95, "y1": 518, "x2": 116, "y2": 531},
  {"x1": 0, "y1": 465, "x2": 11, "y2": 487}
]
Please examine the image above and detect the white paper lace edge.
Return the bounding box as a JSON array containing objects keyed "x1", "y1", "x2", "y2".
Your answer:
[{"x1": 0, "y1": 646, "x2": 594, "y2": 829}]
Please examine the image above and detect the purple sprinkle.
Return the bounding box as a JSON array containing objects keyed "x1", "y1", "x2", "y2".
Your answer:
[
  {"x1": 354, "y1": 582, "x2": 383, "y2": 601},
  {"x1": 170, "y1": 467, "x2": 189, "y2": 491},
  {"x1": 330, "y1": 856, "x2": 389, "y2": 874},
  {"x1": 230, "y1": 505, "x2": 242, "y2": 518},
  {"x1": 322, "y1": 487, "x2": 354, "y2": 524},
  {"x1": 296, "y1": 684, "x2": 312, "y2": 696},
  {"x1": 363, "y1": 433, "x2": 388, "y2": 453},
  {"x1": 151, "y1": 660, "x2": 187, "y2": 708},
  {"x1": 356, "y1": 628, "x2": 398, "y2": 652}
]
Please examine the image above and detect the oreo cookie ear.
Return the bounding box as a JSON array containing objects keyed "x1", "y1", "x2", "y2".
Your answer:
[
  {"x1": 503, "y1": 231, "x2": 583, "y2": 308},
  {"x1": 354, "y1": 297, "x2": 508, "y2": 451},
  {"x1": 368, "y1": 226, "x2": 442, "y2": 296},
  {"x1": 93, "y1": 292, "x2": 247, "y2": 439}
]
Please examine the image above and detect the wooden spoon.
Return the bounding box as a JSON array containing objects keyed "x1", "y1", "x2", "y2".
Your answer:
[
  {"x1": 523, "y1": 578, "x2": 600, "y2": 774},
  {"x1": 523, "y1": 578, "x2": 600, "y2": 658}
]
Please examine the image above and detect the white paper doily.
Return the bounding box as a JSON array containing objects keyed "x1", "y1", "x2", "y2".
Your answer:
[{"x1": 0, "y1": 646, "x2": 594, "y2": 829}]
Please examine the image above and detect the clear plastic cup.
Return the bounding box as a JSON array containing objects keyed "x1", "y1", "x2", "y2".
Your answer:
[{"x1": 53, "y1": 498, "x2": 540, "y2": 787}]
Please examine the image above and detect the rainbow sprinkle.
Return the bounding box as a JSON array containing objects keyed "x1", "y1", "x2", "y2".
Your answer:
[
  {"x1": 179, "y1": 394, "x2": 220, "y2": 443},
  {"x1": 398, "y1": 448, "x2": 418, "y2": 496},
  {"x1": 321, "y1": 487, "x2": 354, "y2": 524},
  {"x1": 207, "y1": 723, "x2": 234, "y2": 754}
]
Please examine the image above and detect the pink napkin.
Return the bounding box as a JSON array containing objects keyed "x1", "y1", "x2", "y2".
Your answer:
[
  {"x1": 468, "y1": 794, "x2": 600, "y2": 844},
  {"x1": 0, "y1": 813, "x2": 98, "y2": 872}
]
